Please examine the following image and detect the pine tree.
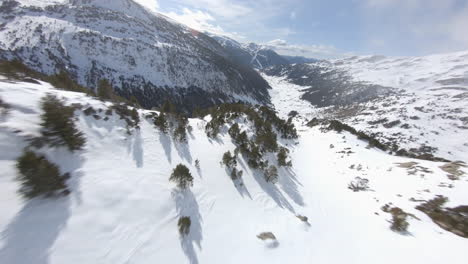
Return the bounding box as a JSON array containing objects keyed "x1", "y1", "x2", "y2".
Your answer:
[
  {"x1": 97, "y1": 79, "x2": 114, "y2": 100},
  {"x1": 40, "y1": 94, "x2": 86, "y2": 151},
  {"x1": 154, "y1": 113, "x2": 168, "y2": 133},
  {"x1": 277, "y1": 147, "x2": 292, "y2": 167},
  {"x1": 169, "y1": 164, "x2": 193, "y2": 189},
  {"x1": 16, "y1": 151, "x2": 70, "y2": 198},
  {"x1": 228, "y1": 123, "x2": 240, "y2": 139},
  {"x1": 222, "y1": 151, "x2": 237, "y2": 169}
]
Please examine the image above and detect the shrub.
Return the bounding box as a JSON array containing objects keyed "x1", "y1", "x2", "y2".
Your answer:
[
  {"x1": 169, "y1": 164, "x2": 193, "y2": 189},
  {"x1": 178, "y1": 216, "x2": 191, "y2": 236},
  {"x1": 16, "y1": 151, "x2": 70, "y2": 198},
  {"x1": 39, "y1": 94, "x2": 86, "y2": 151},
  {"x1": 348, "y1": 177, "x2": 370, "y2": 192},
  {"x1": 264, "y1": 165, "x2": 278, "y2": 183},
  {"x1": 110, "y1": 104, "x2": 140, "y2": 132},
  {"x1": 277, "y1": 147, "x2": 292, "y2": 167}
]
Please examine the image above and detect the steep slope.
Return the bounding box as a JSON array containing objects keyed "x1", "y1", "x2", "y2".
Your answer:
[
  {"x1": 0, "y1": 0, "x2": 270, "y2": 111},
  {"x1": 262, "y1": 50, "x2": 468, "y2": 161},
  {"x1": 1, "y1": 68, "x2": 467, "y2": 264},
  {"x1": 210, "y1": 35, "x2": 289, "y2": 69}
]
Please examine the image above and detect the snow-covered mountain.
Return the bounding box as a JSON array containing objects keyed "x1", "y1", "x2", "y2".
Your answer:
[
  {"x1": 1, "y1": 67, "x2": 467, "y2": 264},
  {"x1": 262, "y1": 50, "x2": 468, "y2": 161},
  {"x1": 0, "y1": 0, "x2": 270, "y2": 111},
  {"x1": 210, "y1": 34, "x2": 290, "y2": 69}
]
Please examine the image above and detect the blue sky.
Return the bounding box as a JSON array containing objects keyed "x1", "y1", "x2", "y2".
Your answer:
[{"x1": 135, "y1": 0, "x2": 468, "y2": 58}]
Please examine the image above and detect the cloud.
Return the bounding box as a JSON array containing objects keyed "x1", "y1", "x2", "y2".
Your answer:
[
  {"x1": 162, "y1": 8, "x2": 245, "y2": 40},
  {"x1": 133, "y1": 0, "x2": 159, "y2": 12},
  {"x1": 168, "y1": 0, "x2": 252, "y2": 19},
  {"x1": 290, "y1": 11, "x2": 296, "y2": 20},
  {"x1": 264, "y1": 39, "x2": 346, "y2": 59}
]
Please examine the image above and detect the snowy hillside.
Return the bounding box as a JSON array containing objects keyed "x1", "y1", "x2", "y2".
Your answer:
[
  {"x1": 262, "y1": 50, "x2": 468, "y2": 162},
  {"x1": 0, "y1": 0, "x2": 270, "y2": 110},
  {"x1": 1, "y1": 69, "x2": 467, "y2": 263},
  {"x1": 210, "y1": 34, "x2": 289, "y2": 69}
]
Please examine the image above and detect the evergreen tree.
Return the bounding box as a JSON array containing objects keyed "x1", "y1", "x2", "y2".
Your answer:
[
  {"x1": 169, "y1": 164, "x2": 193, "y2": 189},
  {"x1": 228, "y1": 123, "x2": 240, "y2": 139},
  {"x1": 222, "y1": 151, "x2": 237, "y2": 169},
  {"x1": 154, "y1": 113, "x2": 168, "y2": 133},
  {"x1": 277, "y1": 147, "x2": 292, "y2": 167},
  {"x1": 40, "y1": 94, "x2": 86, "y2": 151},
  {"x1": 16, "y1": 150, "x2": 70, "y2": 198},
  {"x1": 97, "y1": 79, "x2": 114, "y2": 100},
  {"x1": 161, "y1": 100, "x2": 176, "y2": 114}
]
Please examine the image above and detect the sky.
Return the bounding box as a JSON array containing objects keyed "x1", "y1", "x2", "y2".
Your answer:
[{"x1": 135, "y1": 0, "x2": 468, "y2": 59}]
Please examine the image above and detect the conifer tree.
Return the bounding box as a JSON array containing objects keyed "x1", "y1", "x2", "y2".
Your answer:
[
  {"x1": 40, "y1": 94, "x2": 86, "y2": 151},
  {"x1": 169, "y1": 164, "x2": 193, "y2": 189},
  {"x1": 16, "y1": 151, "x2": 70, "y2": 198}
]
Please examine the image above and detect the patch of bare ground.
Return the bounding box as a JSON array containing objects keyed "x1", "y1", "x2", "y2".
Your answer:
[
  {"x1": 439, "y1": 161, "x2": 466, "y2": 180},
  {"x1": 416, "y1": 196, "x2": 468, "y2": 238}
]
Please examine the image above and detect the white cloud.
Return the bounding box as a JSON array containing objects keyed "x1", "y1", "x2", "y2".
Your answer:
[
  {"x1": 162, "y1": 8, "x2": 245, "y2": 40},
  {"x1": 290, "y1": 11, "x2": 296, "y2": 20},
  {"x1": 133, "y1": 0, "x2": 159, "y2": 12},
  {"x1": 264, "y1": 39, "x2": 346, "y2": 59}
]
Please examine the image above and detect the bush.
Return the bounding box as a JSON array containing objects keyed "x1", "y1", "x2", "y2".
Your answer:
[
  {"x1": 111, "y1": 104, "x2": 140, "y2": 131},
  {"x1": 169, "y1": 164, "x2": 193, "y2": 189},
  {"x1": 39, "y1": 94, "x2": 86, "y2": 151},
  {"x1": 264, "y1": 165, "x2": 278, "y2": 183},
  {"x1": 16, "y1": 151, "x2": 70, "y2": 198},
  {"x1": 178, "y1": 216, "x2": 191, "y2": 236},
  {"x1": 348, "y1": 177, "x2": 370, "y2": 192},
  {"x1": 277, "y1": 147, "x2": 292, "y2": 167}
]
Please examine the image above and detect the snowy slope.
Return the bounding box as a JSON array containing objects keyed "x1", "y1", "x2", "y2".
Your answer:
[
  {"x1": 210, "y1": 34, "x2": 289, "y2": 69},
  {"x1": 0, "y1": 0, "x2": 270, "y2": 110},
  {"x1": 1, "y1": 72, "x2": 467, "y2": 263},
  {"x1": 262, "y1": 50, "x2": 468, "y2": 161}
]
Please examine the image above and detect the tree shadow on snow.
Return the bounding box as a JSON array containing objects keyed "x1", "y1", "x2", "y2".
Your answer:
[
  {"x1": 224, "y1": 166, "x2": 252, "y2": 199},
  {"x1": 172, "y1": 189, "x2": 203, "y2": 264},
  {"x1": 0, "y1": 151, "x2": 85, "y2": 264},
  {"x1": 174, "y1": 140, "x2": 192, "y2": 164},
  {"x1": 127, "y1": 129, "x2": 144, "y2": 168},
  {"x1": 159, "y1": 132, "x2": 172, "y2": 163},
  {"x1": 277, "y1": 167, "x2": 304, "y2": 207},
  {"x1": 0, "y1": 197, "x2": 71, "y2": 264},
  {"x1": 251, "y1": 168, "x2": 296, "y2": 214}
]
